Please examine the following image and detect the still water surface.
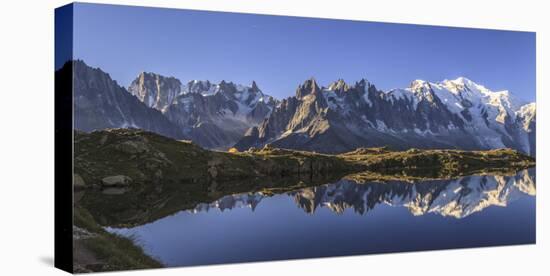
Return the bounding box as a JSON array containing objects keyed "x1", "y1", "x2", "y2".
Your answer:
[{"x1": 108, "y1": 168, "x2": 536, "y2": 267}]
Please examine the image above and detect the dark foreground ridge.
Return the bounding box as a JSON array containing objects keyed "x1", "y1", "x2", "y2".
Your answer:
[
  {"x1": 75, "y1": 128, "x2": 534, "y2": 185},
  {"x1": 72, "y1": 128, "x2": 535, "y2": 272},
  {"x1": 74, "y1": 128, "x2": 358, "y2": 185}
]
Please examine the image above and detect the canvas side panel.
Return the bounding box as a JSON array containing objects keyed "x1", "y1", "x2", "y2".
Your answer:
[{"x1": 54, "y1": 3, "x2": 74, "y2": 273}]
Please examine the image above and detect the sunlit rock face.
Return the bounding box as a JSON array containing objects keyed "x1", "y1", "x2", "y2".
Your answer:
[
  {"x1": 235, "y1": 77, "x2": 536, "y2": 156},
  {"x1": 189, "y1": 169, "x2": 535, "y2": 219},
  {"x1": 128, "y1": 72, "x2": 182, "y2": 112}
]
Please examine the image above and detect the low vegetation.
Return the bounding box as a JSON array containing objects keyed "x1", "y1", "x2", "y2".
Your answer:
[
  {"x1": 341, "y1": 147, "x2": 534, "y2": 176},
  {"x1": 73, "y1": 207, "x2": 162, "y2": 272}
]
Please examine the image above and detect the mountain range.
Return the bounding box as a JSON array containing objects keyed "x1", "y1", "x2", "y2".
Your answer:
[
  {"x1": 67, "y1": 60, "x2": 536, "y2": 155},
  {"x1": 128, "y1": 72, "x2": 276, "y2": 148},
  {"x1": 69, "y1": 60, "x2": 184, "y2": 139},
  {"x1": 235, "y1": 77, "x2": 536, "y2": 155}
]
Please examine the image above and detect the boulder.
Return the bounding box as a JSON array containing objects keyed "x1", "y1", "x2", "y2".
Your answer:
[
  {"x1": 74, "y1": 174, "x2": 86, "y2": 189},
  {"x1": 101, "y1": 175, "x2": 132, "y2": 187}
]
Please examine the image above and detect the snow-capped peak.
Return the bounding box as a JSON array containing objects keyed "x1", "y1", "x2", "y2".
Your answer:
[
  {"x1": 440, "y1": 77, "x2": 485, "y2": 94},
  {"x1": 450, "y1": 76, "x2": 475, "y2": 86},
  {"x1": 516, "y1": 102, "x2": 536, "y2": 132},
  {"x1": 183, "y1": 81, "x2": 273, "y2": 113},
  {"x1": 410, "y1": 79, "x2": 430, "y2": 88},
  {"x1": 184, "y1": 80, "x2": 243, "y2": 97}
]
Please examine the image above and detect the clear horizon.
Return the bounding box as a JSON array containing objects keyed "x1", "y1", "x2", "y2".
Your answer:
[{"x1": 70, "y1": 3, "x2": 536, "y2": 102}]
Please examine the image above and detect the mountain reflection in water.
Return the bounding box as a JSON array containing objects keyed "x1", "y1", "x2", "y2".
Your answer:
[
  {"x1": 190, "y1": 169, "x2": 535, "y2": 219},
  {"x1": 107, "y1": 168, "x2": 535, "y2": 267}
]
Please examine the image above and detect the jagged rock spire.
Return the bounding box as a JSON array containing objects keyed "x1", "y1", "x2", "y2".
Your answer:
[
  {"x1": 296, "y1": 77, "x2": 320, "y2": 98},
  {"x1": 328, "y1": 79, "x2": 350, "y2": 92},
  {"x1": 356, "y1": 78, "x2": 369, "y2": 87},
  {"x1": 218, "y1": 80, "x2": 238, "y2": 95},
  {"x1": 251, "y1": 80, "x2": 260, "y2": 93}
]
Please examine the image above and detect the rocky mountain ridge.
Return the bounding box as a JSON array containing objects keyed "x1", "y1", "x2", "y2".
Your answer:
[
  {"x1": 127, "y1": 72, "x2": 277, "y2": 149},
  {"x1": 235, "y1": 77, "x2": 536, "y2": 155},
  {"x1": 69, "y1": 60, "x2": 185, "y2": 139},
  {"x1": 67, "y1": 60, "x2": 535, "y2": 154}
]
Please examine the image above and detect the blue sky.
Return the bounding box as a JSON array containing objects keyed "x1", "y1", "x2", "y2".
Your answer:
[{"x1": 71, "y1": 3, "x2": 536, "y2": 102}]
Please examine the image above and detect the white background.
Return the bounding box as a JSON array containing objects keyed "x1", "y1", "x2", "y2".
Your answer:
[{"x1": 0, "y1": 0, "x2": 548, "y2": 275}]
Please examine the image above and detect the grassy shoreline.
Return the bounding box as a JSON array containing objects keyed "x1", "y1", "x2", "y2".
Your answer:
[{"x1": 73, "y1": 206, "x2": 162, "y2": 273}]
